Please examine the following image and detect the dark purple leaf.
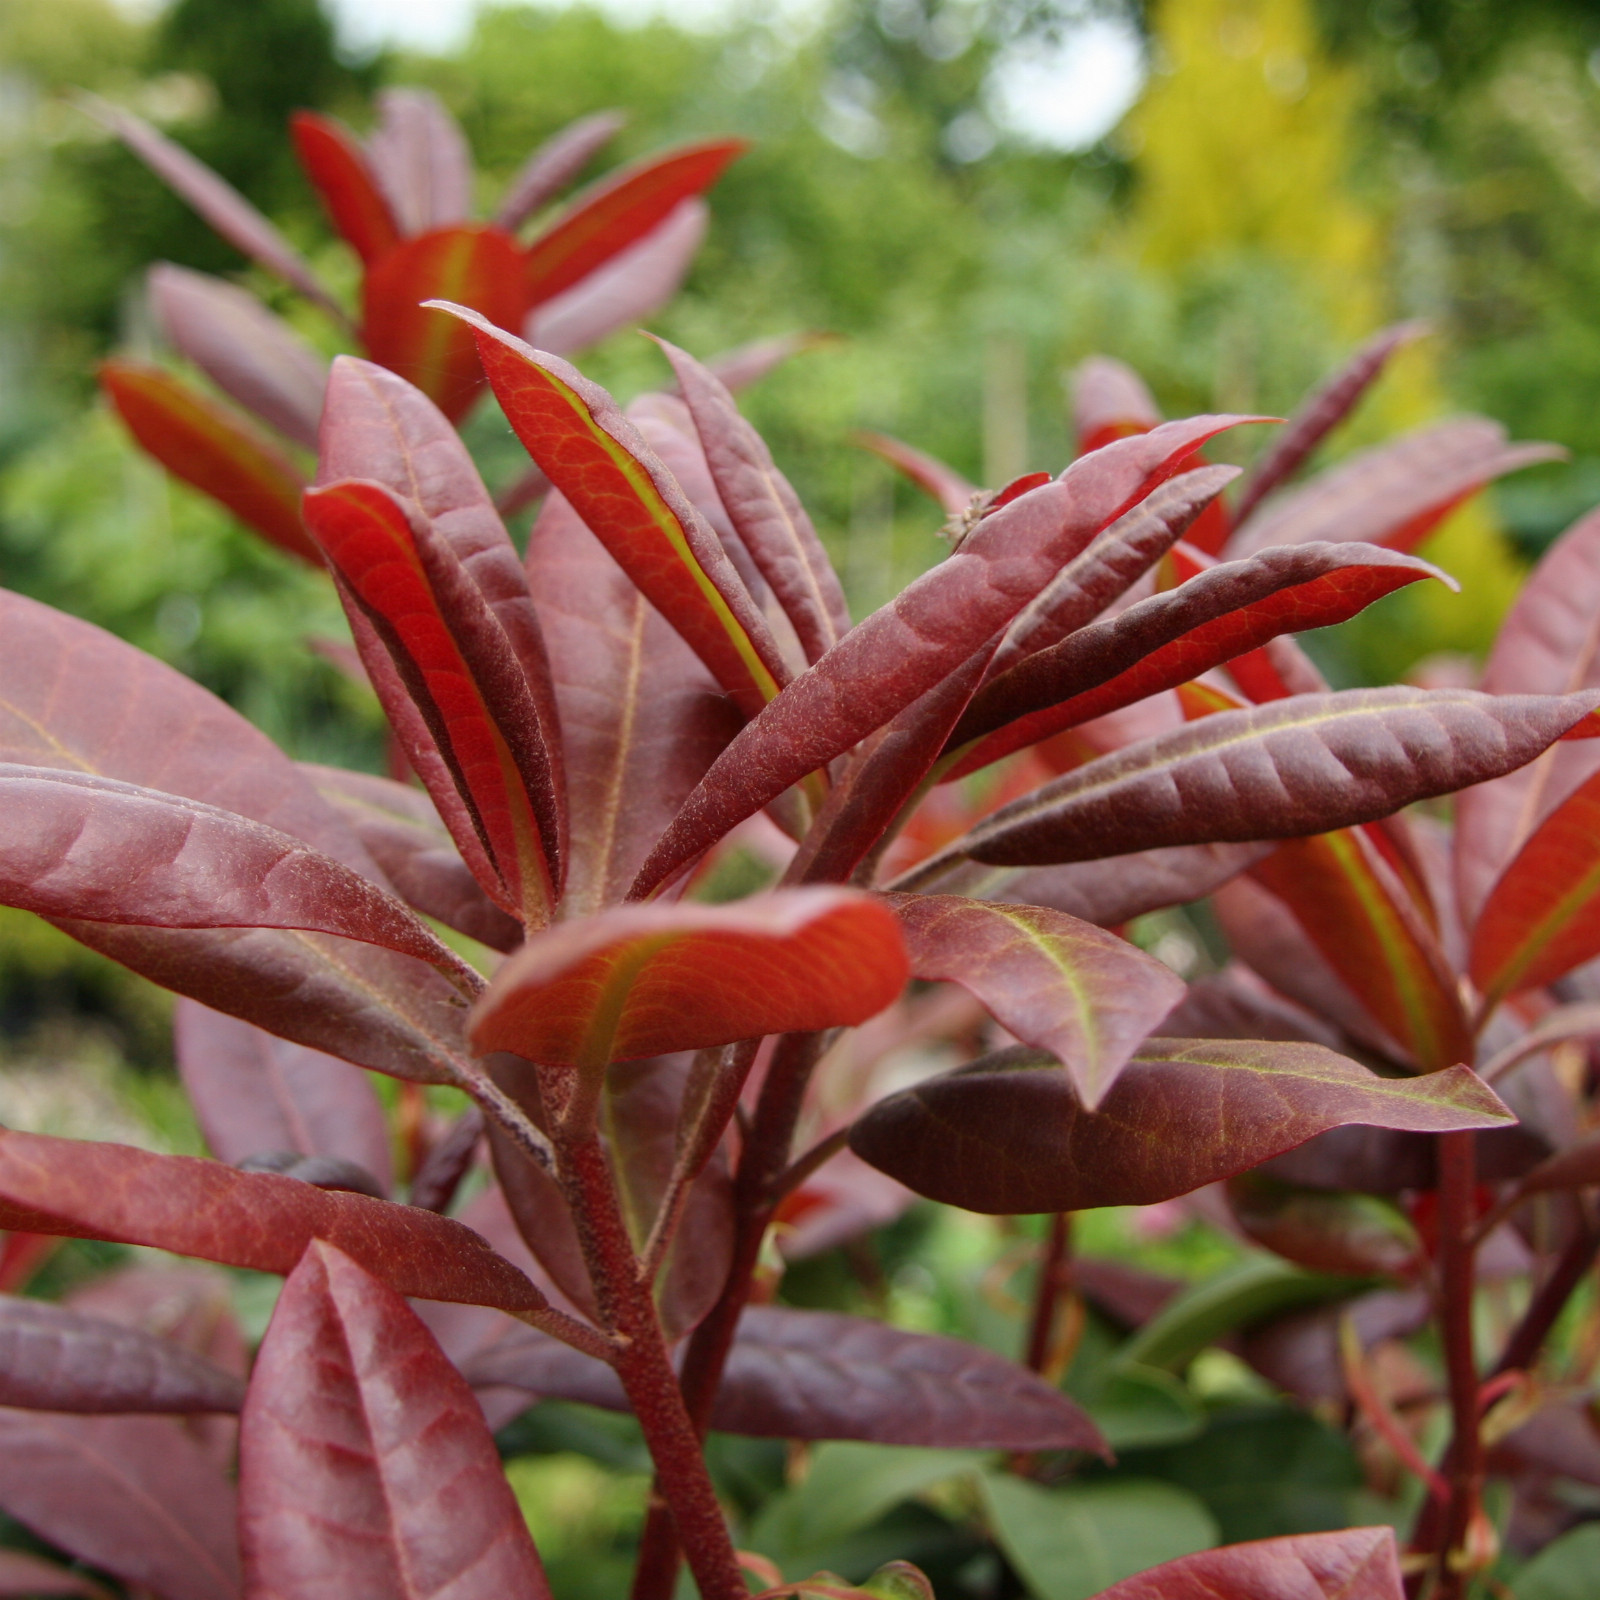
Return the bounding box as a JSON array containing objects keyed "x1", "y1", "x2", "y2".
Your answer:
[
  {"x1": 1085, "y1": 1527, "x2": 1404, "y2": 1600},
  {"x1": 240, "y1": 1242, "x2": 552, "y2": 1600}
]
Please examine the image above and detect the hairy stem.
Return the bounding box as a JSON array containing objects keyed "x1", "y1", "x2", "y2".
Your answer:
[
  {"x1": 631, "y1": 1030, "x2": 831, "y2": 1600},
  {"x1": 556, "y1": 1126, "x2": 746, "y2": 1600}
]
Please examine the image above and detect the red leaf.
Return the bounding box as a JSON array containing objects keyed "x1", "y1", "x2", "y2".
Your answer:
[
  {"x1": 494, "y1": 109, "x2": 627, "y2": 232},
  {"x1": 365, "y1": 88, "x2": 473, "y2": 235},
  {"x1": 174, "y1": 1000, "x2": 394, "y2": 1191},
  {"x1": 1469, "y1": 765, "x2": 1600, "y2": 1002},
  {"x1": 0, "y1": 1549, "x2": 113, "y2": 1599},
  {"x1": 949, "y1": 541, "x2": 1446, "y2": 778},
  {"x1": 85, "y1": 93, "x2": 344, "y2": 321},
  {"x1": 149, "y1": 263, "x2": 327, "y2": 451},
  {"x1": 0, "y1": 1294, "x2": 244, "y2": 1414},
  {"x1": 522, "y1": 138, "x2": 746, "y2": 307},
  {"x1": 0, "y1": 764, "x2": 476, "y2": 982},
  {"x1": 1227, "y1": 419, "x2": 1561, "y2": 557},
  {"x1": 0, "y1": 1131, "x2": 551, "y2": 1318},
  {"x1": 444, "y1": 303, "x2": 791, "y2": 717},
  {"x1": 465, "y1": 1305, "x2": 1106, "y2": 1452},
  {"x1": 304, "y1": 479, "x2": 562, "y2": 922},
  {"x1": 633, "y1": 416, "x2": 1263, "y2": 896},
  {"x1": 240, "y1": 1242, "x2": 552, "y2": 1600},
  {"x1": 655, "y1": 335, "x2": 852, "y2": 664},
  {"x1": 1070, "y1": 355, "x2": 1161, "y2": 456},
  {"x1": 1456, "y1": 505, "x2": 1600, "y2": 923},
  {"x1": 99, "y1": 360, "x2": 318, "y2": 562},
  {"x1": 527, "y1": 198, "x2": 708, "y2": 355},
  {"x1": 0, "y1": 1412, "x2": 239, "y2": 1600},
  {"x1": 289, "y1": 111, "x2": 401, "y2": 266},
  {"x1": 303, "y1": 763, "x2": 522, "y2": 951},
  {"x1": 1232, "y1": 322, "x2": 1427, "y2": 527},
  {"x1": 848, "y1": 1041, "x2": 1512, "y2": 1214},
  {"x1": 1086, "y1": 1527, "x2": 1403, "y2": 1600},
  {"x1": 938, "y1": 688, "x2": 1600, "y2": 872},
  {"x1": 882, "y1": 893, "x2": 1184, "y2": 1107},
  {"x1": 853, "y1": 431, "x2": 978, "y2": 516},
  {"x1": 1251, "y1": 830, "x2": 1472, "y2": 1071},
  {"x1": 468, "y1": 889, "x2": 908, "y2": 1067},
  {"x1": 525, "y1": 490, "x2": 741, "y2": 915}
]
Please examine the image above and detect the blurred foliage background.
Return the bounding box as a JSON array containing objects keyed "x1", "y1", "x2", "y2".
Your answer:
[{"x1": 7, "y1": 2, "x2": 1600, "y2": 1588}]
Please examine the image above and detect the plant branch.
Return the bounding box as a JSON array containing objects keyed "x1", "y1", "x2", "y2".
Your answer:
[
  {"x1": 1490, "y1": 1197, "x2": 1600, "y2": 1379},
  {"x1": 770, "y1": 1126, "x2": 851, "y2": 1206},
  {"x1": 1022, "y1": 1213, "x2": 1073, "y2": 1376},
  {"x1": 457, "y1": 1071, "x2": 555, "y2": 1172}
]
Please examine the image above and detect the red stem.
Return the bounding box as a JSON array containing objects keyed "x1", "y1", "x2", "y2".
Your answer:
[
  {"x1": 630, "y1": 1031, "x2": 830, "y2": 1600},
  {"x1": 1023, "y1": 1213, "x2": 1072, "y2": 1375},
  {"x1": 557, "y1": 1128, "x2": 746, "y2": 1600},
  {"x1": 1491, "y1": 1198, "x2": 1600, "y2": 1380}
]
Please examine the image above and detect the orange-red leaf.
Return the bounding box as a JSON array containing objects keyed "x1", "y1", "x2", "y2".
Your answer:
[
  {"x1": 99, "y1": 361, "x2": 317, "y2": 563},
  {"x1": 361, "y1": 227, "x2": 525, "y2": 420},
  {"x1": 522, "y1": 139, "x2": 746, "y2": 307},
  {"x1": 468, "y1": 889, "x2": 908, "y2": 1068},
  {"x1": 290, "y1": 111, "x2": 402, "y2": 266}
]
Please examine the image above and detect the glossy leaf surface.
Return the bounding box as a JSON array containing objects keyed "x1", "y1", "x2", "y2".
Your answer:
[
  {"x1": 0, "y1": 1131, "x2": 551, "y2": 1317},
  {"x1": 522, "y1": 138, "x2": 745, "y2": 306},
  {"x1": 526, "y1": 491, "x2": 740, "y2": 915},
  {"x1": 149, "y1": 263, "x2": 327, "y2": 451},
  {"x1": 362, "y1": 227, "x2": 525, "y2": 419},
  {"x1": 1086, "y1": 1527, "x2": 1404, "y2": 1600},
  {"x1": 0, "y1": 764, "x2": 474, "y2": 980},
  {"x1": 174, "y1": 1000, "x2": 394, "y2": 1190},
  {"x1": 635, "y1": 417, "x2": 1260, "y2": 894},
  {"x1": 304, "y1": 478, "x2": 561, "y2": 920},
  {"x1": 466, "y1": 1305, "x2": 1104, "y2": 1450},
  {"x1": 99, "y1": 361, "x2": 317, "y2": 562},
  {"x1": 240, "y1": 1242, "x2": 552, "y2": 1600},
  {"x1": 289, "y1": 110, "x2": 402, "y2": 265},
  {"x1": 449, "y1": 304, "x2": 789, "y2": 717},
  {"x1": 494, "y1": 109, "x2": 626, "y2": 232},
  {"x1": 947, "y1": 688, "x2": 1600, "y2": 870},
  {"x1": 883, "y1": 893, "x2": 1184, "y2": 1107},
  {"x1": 1251, "y1": 830, "x2": 1471, "y2": 1070},
  {"x1": 470, "y1": 889, "x2": 907, "y2": 1065},
  {"x1": 0, "y1": 1412, "x2": 239, "y2": 1600},
  {"x1": 848, "y1": 1042, "x2": 1512, "y2": 1214},
  {"x1": 657, "y1": 336, "x2": 851, "y2": 663},
  {"x1": 949, "y1": 542, "x2": 1445, "y2": 777},
  {"x1": 0, "y1": 1294, "x2": 245, "y2": 1413},
  {"x1": 87, "y1": 94, "x2": 342, "y2": 318}
]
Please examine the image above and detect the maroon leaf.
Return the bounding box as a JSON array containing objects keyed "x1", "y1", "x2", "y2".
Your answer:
[
  {"x1": 289, "y1": 110, "x2": 402, "y2": 266},
  {"x1": 0, "y1": 1294, "x2": 244, "y2": 1414},
  {"x1": 0, "y1": 1412, "x2": 239, "y2": 1600},
  {"x1": 1070, "y1": 355, "x2": 1161, "y2": 455},
  {"x1": 655, "y1": 336, "x2": 851, "y2": 664},
  {"x1": 1456, "y1": 505, "x2": 1600, "y2": 922},
  {"x1": 1513, "y1": 1128, "x2": 1600, "y2": 1196},
  {"x1": 1231, "y1": 322, "x2": 1427, "y2": 527},
  {"x1": 469, "y1": 889, "x2": 908, "y2": 1068},
  {"x1": 848, "y1": 1041, "x2": 1512, "y2": 1214},
  {"x1": 148, "y1": 263, "x2": 327, "y2": 451},
  {"x1": 362, "y1": 227, "x2": 526, "y2": 419},
  {"x1": 522, "y1": 138, "x2": 745, "y2": 308},
  {"x1": 1225, "y1": 1174, "x2": 1420, "y2": 1278},
  {"x1": 240, "y1": 1242, "x2": 552, "y2": 1600},
  {"x1": 99, "y1": 360, "x2": 318, "y2": 563},
  {"x1": 84, "y1": 94, "x2": 345, "y2": 321},
  {"x1": 882, "y1": 893, "x2": 1184, "y2": 1107},
  {"x1": 0, "y1": 1131, "x2": 553, "y2": 1319},
  {"x1": 936, "y1": 688, "x2": 1600, "y2": 872},
  {"x1": 633, "y1": 416, "x2": 1262, "y2": 895},
  {"x1": 703, "y1": 330, "x2": 834, "y2": 395},
  {"x1": 0, "y1": 1550, "x2": 112, "y2": 1599},
  {"x1": 495, "y1": 109, "x2": 627, "y2": 232},
  {"x1": 304, "y1": 479, "x2": 562, "y2": 922},
  {"x1": 174, "y1": 1000, "x2": 394, "y2": 1191},
  {"x1": 947, "y1": 542, "x2": 1447, "y2": 778},
  {"x1": 0, "y1": 764, "x2": 477, "y2": 983},
  {"x1": 302, "y1": 763, "x2": 522, "y2": 951},
  {"x1": 527, "y1": 198, "x2": 709, "y2": 355},
  {"x1": 853, "y1": 431, "x2": 978, "y2": 516},
  {"x1": 1227, "y1": 419, "x2": 1561, "y2": 558},
  {"x1": 365, "y1": 87, "x2": 473, "y2": 235},
  {"x1": 467, "y1": 1305, "x2": 1105, "y2": 1452},
  {"x1": 1085, "y1": 1527, "x2": 1403, "y2": 1600}
]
